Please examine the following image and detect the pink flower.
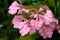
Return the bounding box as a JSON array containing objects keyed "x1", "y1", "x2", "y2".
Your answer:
[
  {"x1": 13, "y1": 16, "x2": 31, "y2": 36},
  {"x1": 19, "y1": 24, "x2": 30, "y2": 36},
  {"x1": 17, "y1": 20, "x2": 28, "y2": 29},
  {"x1": 38, "y1": 17, "x2": 58, "y2": 39},
  {"x1": 29, "y1": 14, "x2": 44, "y2": 35},
  {"x1": 8, "y1": 9, "x2": 18, "y2": 15},
  {"x1": 9, "y1": 1, "x2": 20, "y2": 9},
  {"x1": 43, "y1": 10, "x2": 54, "y2": 25},
  {"x1": 29, "y1": 14, "x2": 38, "y2": 35},
  {"x1": 12, "y1": 15, "x2": 24, "y2": 28},
  {"x1": 8, "y1": 1, "x2": 20, "y2": 15},
  {"x1": 45, "y1": 10, "x2": 53, "y2": 18},
  {"x1": 38, "y1": 15, "x2": 44, "y2": 29},
  {"x1": 19, "y1": 20, "x2": 30, "y2": 36},
  {"x1": 8, "y1": 1, "x2": 30, "y2": 15},
  {"x1": 39, "y1": 25, "x2": 53, "y2": 39},
  {"x1": 12, "y1": 15, "x2": 24, "y2": 24}
]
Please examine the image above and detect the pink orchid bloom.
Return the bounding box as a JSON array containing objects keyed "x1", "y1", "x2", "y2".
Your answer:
[
  {"x1": 30, "y1": 19, "x2": 39, "y2": 35},
  {"x1": 29, "y1": 14, "x2": 39, "y2": 35},
  {"x1": 43, "y1": 10, "x2": 54, "y2": 25},
  {"x1": 38, "y1": 15, "x2": 44, "y2": 29},
  {"x1": 17, "y1": 20, "x2": 28, "y2": 29},
  {"x1": 39, "y1": 25, "x2": 53, "y2": 39},
  {"x1": 8, "y1": 1, "x2": 30, "y2": 15},
  {"x1": 19, "y1": 20, "x2": 30, "y2": 36},
  {"x1": 38, "y1": 17, "x2": 59, "y2": 39},
  {"x1": 9, "y1": 1, "x2": 20, "y2": 9},
  {"x1": 45, "y1": 10, "x2": 53, "y2": 18},
  {"x1": 8, "y1": 1, "x2": 20, "y2": 15},
  {"x1": 12, "y1": 15, "x2": 24, "y2": 24},
  {"x1": 19, "y1": 26, "x2": 30, "y2": 36},
  {"x1": 12, "y1": 15, "x2": 24, "y2": 28},
  {"x1": 29, "y1": 14, "x2": 44, "y2": 35}
]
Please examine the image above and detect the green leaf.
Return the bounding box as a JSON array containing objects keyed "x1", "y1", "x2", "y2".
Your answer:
[
  {"x1": 46, "y1": 0, "x2": 56, "y2": 14},
  {"x1": 22, "y1": 0, "x2": 44, "y2": 6},
  {"x1": 56, "y1": 0, "x2": 60, "y2": 19},
  {"x1": 18, "y1": 31, "x2": 40, "y2": 40}
]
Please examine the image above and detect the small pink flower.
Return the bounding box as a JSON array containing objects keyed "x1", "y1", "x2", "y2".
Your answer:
[
  {"x1": 19, "y1": 20, "x2": 30, "y2": 36},
  {"x1": 29, "y1": 19, "x2": 37, "y2": 35},
  {"x1": 12, "y1": 15, "x2": 24, "y2": 28},
  {"x1": 45, "y1": 10, "x2": 53, "y2": 18},
  {"x1": 17, "y1": 20, "x2": 28, "y2": 29},
  {"x1": 8, "y1": 1, "x2": 20, "y2": 15},
  {"x1": 8, "y1": 1, "x2": 30, "y2": 15},
  {"x1": 29, "y1": 14, "x2": 39, "y2": 35},
  {"x1": 12, "y1": 15, "x2": 23, "y2": 24},
  {"x1": 8, "y1": 9, "x2": 17, "y2": 15},
  {"x1": 9, "y1": 1, "x2": 20, "y2": 9},
  {"x1": 19, "y1": 26, "x2": 30, "y2": 36},
  {"x1": 39, "y1": 25, "x2": 53, "y2": 39},
  {"x1": 38, "y1": 17, "x2": 58, "y2": 39},
  {"x1": 43, "y1": 10, "x2": 54, "y2": 25}
]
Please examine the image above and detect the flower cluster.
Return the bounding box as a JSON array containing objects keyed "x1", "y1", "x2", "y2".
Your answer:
[{"x1": 8, "y1": 1, "x2": 60, "y2": 39}]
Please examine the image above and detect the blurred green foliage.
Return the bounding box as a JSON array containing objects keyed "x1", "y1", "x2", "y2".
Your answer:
[{"x1": 0, "y1": 0, "x2": 60, "y2": 40}]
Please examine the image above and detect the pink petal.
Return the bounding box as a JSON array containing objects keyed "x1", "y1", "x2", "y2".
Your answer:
[
  {"x1": 18, "y1": 22, "x2": 25, "y2": 29},
  {"x1": 18, "y1": 9, "x2": 23, "y2": 14},
  {"x1": 9, "y1": 9, "x2": 17, "y2": 15},
  {"x1": 29, "y1": 29, "x2": 36, "y2": 35},
  {"x1": 46, "y1": 10, "x2": 53, "y2": 18},
  {"x1": 8, "y1": 1, "x2": 20, "y2": 15},
  {"x1": 30, "y1": 20, "x2": 35, "y2": 27},
  {"x1": 20, "y1": 24, "x2": 30, "y2": 36},
  {"x1": 12, "y1": 16, "x2": 23, "y2": 24},
  {"x1": 13, "y1": 24, "x2": 19, "y2": 28},
  {"x1": 22, "y1": 9, "x2": 30, "y2": 13}
]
